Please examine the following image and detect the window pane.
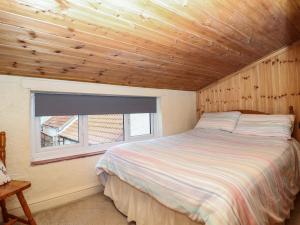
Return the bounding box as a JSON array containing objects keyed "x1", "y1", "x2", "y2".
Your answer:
[
  {"x1": 129, "y1": 113, "x2": 151, "y2": 136},
  {"x1": 88, "y1": 114, "x2": 124, "y2": 145},
  {"x1": 40, "y1": 116, "x2": 79, "y2": 148}
]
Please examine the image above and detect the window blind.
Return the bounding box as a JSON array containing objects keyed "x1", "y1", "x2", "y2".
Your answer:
[{"x1": 34, "y1": 93, "x2": 157, "y2": 116}]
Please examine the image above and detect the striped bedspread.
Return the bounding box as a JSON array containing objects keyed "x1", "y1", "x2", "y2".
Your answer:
[{"x1": 96, "y1": 129, "x2": 300, "y2": 225}]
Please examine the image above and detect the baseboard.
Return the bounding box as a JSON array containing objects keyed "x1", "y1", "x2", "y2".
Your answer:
[{"x1": 7, "y1": 184, "x2": 103, "y2": 216}]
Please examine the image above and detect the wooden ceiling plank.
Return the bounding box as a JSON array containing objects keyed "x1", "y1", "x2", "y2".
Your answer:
[
  {"x1": 123, "y1": 0, "x2": 269, "y2": 57},
  {"x1": 20, "y1": 0, "x2": 244, "y2": 57},
  {"x1": 0, "y1": 0, "x2": 299, "y2": 90},
  {"x1": 0, "y1": 12, "x2": 246, "y2": 71},
  {"x1": 274, "y1": 0, "x2": 300, "y2": 33},
  {"x1": 0, "y1": 63, "x2": 203, "y2": 90},
  {"x1": 0, "y1": 22, "x2": 231, "y2": 76},
  {"x1": 188, "y1": 0, "x2": 284, "y2": 49},
  {"x1": 0, "y1": 51, "x2": 213, "y2": 85},
  {"x1": 152, "y1": 0, "x2": 300, "y2": 50},
  {"x1": 0, "y1": 10, "x2": 244, "y2": 73},
  {"x1": 0, "y1": 1, "x2": 212, "y2": 53},
  {"x1": 0, "y1": 43, "x2": 217, "y2": 85},
  {"x1": 0, "y1": 52, "x2": 209, "y2": 88},
  {"x1": 0, "y1": 31, "x2": 226, "y2": 80},
  {"x1": 144, "y1": 0, "x2": 284, "y2": 56},
  {"x1": 0, "y1": 1, "x2": 248, "y2": 67},
  {"x1": 69, "y1": 0, "x2": 258, "y2": 59},
  {"x1": 216, "y1": 0, "x2": 300, "y2": 45}
]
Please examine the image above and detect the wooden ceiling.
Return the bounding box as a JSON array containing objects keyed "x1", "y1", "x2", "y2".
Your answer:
[{"x1": 0, "y1": 0, "x2": 300, "y2": 90}]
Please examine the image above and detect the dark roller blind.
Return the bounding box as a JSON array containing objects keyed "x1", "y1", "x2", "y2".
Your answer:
[{"x1": 34, "y1": 93, "x2": 157, "y2": 116}]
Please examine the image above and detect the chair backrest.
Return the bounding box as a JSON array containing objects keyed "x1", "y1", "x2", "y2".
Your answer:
[{"x1": 0, "y1": 132, "x2": 6, "y2": 166}]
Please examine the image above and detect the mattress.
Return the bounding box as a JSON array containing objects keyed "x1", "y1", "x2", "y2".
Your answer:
[{"x1": 96, "y1": 128, "x2": 300, "y2": 225}]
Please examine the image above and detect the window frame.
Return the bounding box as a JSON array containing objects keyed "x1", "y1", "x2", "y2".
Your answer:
[
  {"x1": 37, "y1": 115, "x2": 83, "y2": 152},
  {"x1": 31, "y1": 94, "x2": 158, "y2": 163}
]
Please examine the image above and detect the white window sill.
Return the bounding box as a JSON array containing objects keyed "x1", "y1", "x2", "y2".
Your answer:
[
  {"x1": 31, "y1": 149, "x2": 106, "y2": 166},
  {"x1": 31, "y1": 135, "x2": 158, "y2": 166}
]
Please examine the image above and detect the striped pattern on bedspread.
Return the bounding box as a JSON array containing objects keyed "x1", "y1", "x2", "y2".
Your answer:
[{"x1": 96, "y1": 129, "x2": 300, "y2": 225}]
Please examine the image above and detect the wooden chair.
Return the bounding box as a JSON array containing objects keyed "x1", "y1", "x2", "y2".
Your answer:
[{"x1": 0, "y1": 132, "x2": 37, "y2": 225}]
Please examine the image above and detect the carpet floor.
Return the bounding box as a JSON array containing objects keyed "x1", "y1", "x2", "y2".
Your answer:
[{"x1": 18, "y1": 193, "x2": 300, "y2": 225}]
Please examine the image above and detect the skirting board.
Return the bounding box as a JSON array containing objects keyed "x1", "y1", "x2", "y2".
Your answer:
[{"x1": 4, "y1": 184, "x2": 103, "y2": 218}]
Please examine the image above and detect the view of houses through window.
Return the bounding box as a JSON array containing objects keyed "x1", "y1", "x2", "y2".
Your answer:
[
  {"x1": 40, "y1": 113, "x2": 152, "y2": 148},
  {"x1": 87, "y1": 114, "x2": 124, "y2": 145},
  {"x1": 41, "y1": 116, "x2": 79, "y2": 148}
]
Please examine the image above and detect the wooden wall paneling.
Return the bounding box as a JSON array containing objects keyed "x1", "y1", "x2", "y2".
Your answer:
[
  {"x1": 261, "y1": 62, "x2": 269, "y2": 112},
  {"x1": 271, "y1": 55, "x2": 280, "y2": 114},
  {"x1": 197, "y1": 41, "x2": 300, "y2": 141},
  {"x1": 248, "y1": 69, "x2": 254, "y2": 109}
]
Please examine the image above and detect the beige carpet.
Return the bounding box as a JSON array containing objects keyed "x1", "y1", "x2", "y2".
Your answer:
[{"x1": 18, "y1": 193, "x2": 300, "y2": 225}]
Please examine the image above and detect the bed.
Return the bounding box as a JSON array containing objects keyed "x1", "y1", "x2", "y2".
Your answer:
[{"x1": 96, "y1": 110, "x2": 300, "y2": 225}]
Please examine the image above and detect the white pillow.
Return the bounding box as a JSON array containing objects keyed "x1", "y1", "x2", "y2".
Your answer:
[
  {"x1": 233, "y1": 114, "x2": 295, "y2": 139},
  {"x1": 195, "y1": 111, "x2": 241, "y2": 132},
  {"x1": 0, "y1": 160, "x2": 11, "y2": 185}
]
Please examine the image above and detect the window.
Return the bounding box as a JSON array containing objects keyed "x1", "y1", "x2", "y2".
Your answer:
[
  {"x1": 87, "y1": 114, "x2": 124, "y2": 145},
  {"x1": 32, "y1": 93, "x2": 158, "y2": 163},
  {"x1": 40, "y1": 116, "x2": 79, "y2": 147},
  {"x1": 129, "y1": 113, "x2": 151, "y2": 137}
]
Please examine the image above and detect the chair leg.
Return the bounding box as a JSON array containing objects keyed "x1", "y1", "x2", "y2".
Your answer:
[
  {"x1": 16, "y1": 192, "x2": 37, "y2": 225},
  {"x1": 0, "y1": 199, "x2": 9, "y2": 223}
]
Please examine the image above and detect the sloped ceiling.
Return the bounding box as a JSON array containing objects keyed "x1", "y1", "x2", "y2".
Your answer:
[{"x1": 0, "y1": 0, "x2": 300, "y2": 90}]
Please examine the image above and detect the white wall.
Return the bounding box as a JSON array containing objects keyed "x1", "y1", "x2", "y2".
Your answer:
[{"x1": 0, "y1": 75, "x2": 197, "y2": 214}]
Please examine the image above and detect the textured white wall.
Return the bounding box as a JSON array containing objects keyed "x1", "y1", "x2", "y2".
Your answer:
[{"x1": 0, "y1": 75, "x2": 197, "y2": 214}]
